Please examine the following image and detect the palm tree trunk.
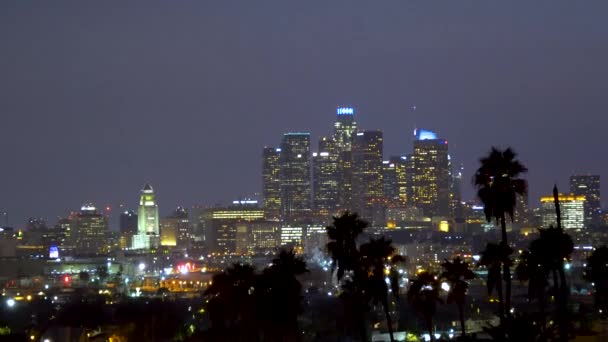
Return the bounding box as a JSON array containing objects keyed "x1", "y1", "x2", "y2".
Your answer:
[
  {"x1": 426, "y1": 317, "x2": 434, "y2": 342},
  {"x1": 557, "y1": 267, "x2": 569, "y2": 341},
  {"x1": 496, "y1": 270, "x2": 505, "y2": 322},
  {"x1": 500, "y1": 215, "x2": 511, "y2": 316},
  {"x1": 458, "y1": 303, "x2": 466, "y2": 338},
  {"x1": 382, "y1": 298, "x2": 395, "y2": 342}
]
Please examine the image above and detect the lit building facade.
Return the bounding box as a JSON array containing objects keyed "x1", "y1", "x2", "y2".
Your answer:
[
  {"x1": 205, "y1": 202, "x2": 265, "y2": 254},
  {"x1": 540, "y1": 194, "x2": 585, "y2": 229},
  {"x1": 333, "y1": 107, "x2": 357, "y2": 212},
  {"x1": 312, "y1": 136, "x2": 340, "y2": 218},
  {"x1": 72, "y1": 204, "x2": 108, "y2": 255},
  {"x1": 410, "y1": 129, "x2": 450, "y2": 218},
  {"x1": 262, "y1": 147, "x2": 282, "y2": 220},
  {"x1": 570, "y1": 175, "x2": 601, "y2": 224},
  {"x1": 160, "y1": 207, "x2": 189, "y2": 247},
  {"x1": 351, "y1": 130, "x2": 384, "y2": 225},
  {"x1": 132, "y1": 184, "x2": 160, "y2": 250},
  {"x1": 383, "y1": 156, "x2": 408, "y2": 206},
  {"x1": 279, "y1": 133, "x2": 312, "y2": 223}
]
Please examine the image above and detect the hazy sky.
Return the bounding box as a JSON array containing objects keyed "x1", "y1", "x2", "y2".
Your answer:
[{"x1": 2, "y1": 1, "x2": 607, "y2": 227}]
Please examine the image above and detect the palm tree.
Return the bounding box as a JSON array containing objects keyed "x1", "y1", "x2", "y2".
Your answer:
[
  {"x1": 257, "y1": 249, "x2": 308, "y2": 341},
  {"x1": 478, "y1": 242, "x2": 512, "y2": 320},
  {"x1": 407, "y1": 272, "x2": 443, "y2": 342},
  {"x1": 204, "y1": 263, "x2": 257, "y2": 335},
  {"x1": 474, "y1": 147, "x2": 527, "y2": 316},
  {"x1": 515, "y1": 250, "x2": 548, "y2": 321},
  {"x1": 441, "y1": 257, "x2": 475, "y2": 338},
  {"x1": 359, "y1": 237, "x2": 405, "y2": 342},
  {"x1": 326, "y1": 211, "x2": 369, "y2": 341},
  {"x1": 326, "y1": 211, "x2": 368, "y2": 281},
  {"x1": 530, "y1": 226, "x2": 573, "y2": 340},
  {"x1": 583, "y1": 246, "x2": 608, "y2": 315}
]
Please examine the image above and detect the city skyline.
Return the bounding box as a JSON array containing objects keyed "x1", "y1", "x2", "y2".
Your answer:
[{"x1": 2, "y1": 2, "x2": 608, "y2": 225}]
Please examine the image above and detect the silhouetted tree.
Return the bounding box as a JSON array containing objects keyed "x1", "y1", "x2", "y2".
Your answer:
[
  {"x1": 515, "y1": 250, "x2": 548, "y2": 325},
  {"x1": 474, "y1": 147, "x2": 527, "y2": 317},
  {"x1": 441, "y1": 257, "x2": 475, "y2": 338},
  {"x1": 359, "y1": 237, "x2": 405, "y2": 342},
  {"x1": 407, "y1": 272, "x2": 442, "y2": 342},
  {"x1": 78, "y1": 271, "x2": 90, "y2": 283},
  {"x1": 96, "y1": 265, "x2": 109, "y2": 282},
  {"x1": 326, "y1": 211, "x2": 369, "y2": 341},
  {"x1": 258, "y1": 249, "x2": 308, "y2": 341},
  {"x1": 583, "y1": 245, "x2": 608, "y2": 315},
  {"x1": 479, "y1": 242, "x2": 512, "y2": 320}
]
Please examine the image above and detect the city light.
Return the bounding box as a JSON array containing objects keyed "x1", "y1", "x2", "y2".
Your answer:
[
  {"x1": 6, "y1": 298, "x2": 15, "y2": 308},
  {"x1": 441, "y1": 282, "x2": 451, "y2": 292},
  {"x1": 138, "y1": 263, "x2": 146, "y2": 271}
]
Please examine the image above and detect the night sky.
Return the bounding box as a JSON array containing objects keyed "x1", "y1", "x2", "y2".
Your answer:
[{"x1": 2, "y1": 1, "x2": 608, "y2": 227}]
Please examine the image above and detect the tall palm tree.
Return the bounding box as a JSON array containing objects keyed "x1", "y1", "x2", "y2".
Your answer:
[
  {"x1": 407, "y1": 272, "x2": 443, "y2": 342},
  {"x1": 441, "y1": 257, "x2": 475, "y2": 338},
  {"x1": 258, "y1": 249, "x2": 308, "y2": 341},
  {"x1": 478, "y1": 242, "x2": 512, "y2": 320},
  {"x1": 359, "y1": 237, "x2": 405, "y2": 342},
  {"x1": 326, "y1": 211, "x2": 369, "y2": 341},
  {"x1": 326, "y1": 211, "x2": 368, "y2": 281},
  {"x1": 515, "y1": 250, "x2": 548, "y2": 320},
  {"x1": 474, "y1": 147, "x2": 527, "y2": 316},
  {"x1": 204, "y1": 263, "x2": 257, "y2": 336},
  {"x1": 583, "y1": 246, "x2": 608, "y2": 315}
]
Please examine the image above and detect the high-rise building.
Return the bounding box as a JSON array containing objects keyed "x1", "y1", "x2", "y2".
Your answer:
[
  {"x1": 449, "y1": 162, "x2": 464, "y2": 220},
  {"x1": 410, "y1": 129, "x2": 450, "y2": 218},
  {"x1": 540, "y1": 194, "x2": 585, "y2": 229},
  {"x1": 204, "y1": 201, "x2": 265, "y2": 254},
  {"x1": 351, "y1": 130, "x2": 384, "y2": 225},
  {"x1": 72, "y1": 204, "x2": 108, "y2": 255},
  {"x1": 312, "y1": 136, "x2": 340, "y2": 219},
  {"x1": 279, "y1": 133, "x2": 312, "y2": 223},
  {"x1": 262, "y1": 147, "x2": 282, "y2": 220},
  {"x1": 119, "y1": 210, "x2": 138, "y2": 235},
  {"x1": 383, "y1": 156, "x2": 408, "y2": 206},
  {"x1": 333, "y1": 107, "x2": 357, "y2": 211},
  {"x1": 160, "y1": 207, "x2": 190, "y2": 247},
  {"x1": 132, "y1": 184, "x2": 160, "y2": 250},
  {"x1": 570, "y1": 175, "x2": 601, "y2": 224}
]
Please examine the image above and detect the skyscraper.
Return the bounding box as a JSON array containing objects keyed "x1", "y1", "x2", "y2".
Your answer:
[
  {"x1": 540, "y1": 194, "x2": 585, "y2": 229},
  {"x1": 72, "y1": 204, "x2": 108, "y2": 255},
  {"x1": 279, "y1": 133, "x2": 312, "y2": 223},
  {"x1": 570, "y1": 175, "x2": 601, "y2": 224},
  {"x1": 160, "y1": 207, "x2": 189, "y2": 247},
  {"x1": 132, "y1": 184, "x2": 160, "y2": 250},
  {"x1": 262, "y1": 147, "x2": 282, "y2": 220},
  {"x1": 312, "y1": 136, "x2": 340, "y2": 218},
  {"x1": 333, "y1": 107, "x2": 357, "y2": 211},
  {"x1": 351, "y1": 130, "x2": 384, "y2": 224},
  {"x1": 119, "y1": 210, "x2": 138, "y2": 235},
  {"x1": 383, "y1": 156, "x2": 408, "y2": 206},
  {"x1": 410, "y1": 129, "x2": 450, "y2": 218}
]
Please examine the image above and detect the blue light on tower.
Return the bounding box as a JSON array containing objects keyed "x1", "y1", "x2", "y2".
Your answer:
[
  {"x1": 337, "y1": 107, "x2": 354, "y2": 115},
  {"x1": 414, "y1": 129, "x2": 438, "y2": 140}
]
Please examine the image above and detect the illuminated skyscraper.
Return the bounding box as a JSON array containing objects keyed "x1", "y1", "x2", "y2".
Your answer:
[
  {"x1": 73, "y1": 204, "x2": 108, "y2": 255},
  {"x1": 540, "y1": 194, "x2": 585, "y2": 229},
  {"x1": 313, "y1": 136, "x2": 340, "y2": 218},
  {"x1": 262, "y1": 147, "x2": 282, "y2": 220},
  {"x1": 352, "y1": 130, "x2": 384, "y2": 224},
  {"x1": 333, "y1": 107, "x2": 357, "y2": 211},
  {"x1": 280, "y1": 133, "x2": 312, "y2": 223},
  {"x1": 204, "y1": 201, "x2": 265, "y2": 254},
  {"x1": 410, "y1": 129, "x2": 450, "y2": 218},
  {"x1": 383, "y1": 156, "x2": 408, "y2": 206},
  {"x1": 132, "y1": 184, "x2": 160, "y2": 250},
  {"x1": 160, "y1": 206, "x2": 189, "y2": 247},
  {"x1": 570, "y1": 175, "x2": 601, "y2": 224}
]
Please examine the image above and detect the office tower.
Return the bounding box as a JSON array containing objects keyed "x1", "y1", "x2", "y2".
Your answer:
[
  {"x1": 449, "y1": 162, "x2": 464, "y2": 219},
  {"x1": 351, "y1": 130, "x2": 384, "y2": 225},
  {"x1": 313, "y1": 136, "x2": 340, "y2": 218},
  {"x1": 410, "y1": 129, "x2": 450, "y2": 218},
  {"x1": 26, "y1": 217, "x2": 47, "y2": 230},
  {"x1": 248, "y1": 221, "x2": 280, "y2": 254},
  {"x1": 262, "y1": 147, "x2": 282, "y2": 220},
  {"x1": 540, "y1": 194, "x2": 585, "y2": 229},
  {"x1": 383, "y1": 156, "x2": 408, "y2": 206},
  {"x1": 204, "y1": 201, "x2": 265, "y2": 254},
  {"x1": 132, "y1": 184, "x2": 160, "y2": 250},
  {"x1": 120, "y1": 210, "x2": 138, "y2": 234},
  {"x1": 279, "y1": 133, "x2": 312, "y2": 223},
  {"x1": 161, "y1": 206, "x2": 190, "y2": 247},
  {"x1": 570, "y1": 175, "x2": 601, "y2": 224},
  {"x1": 333, "y1": 107, "x2": 357, "y2": 211},
  {"x1": 73, "y1": 204, "x2": 108, "y2": 255}
]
